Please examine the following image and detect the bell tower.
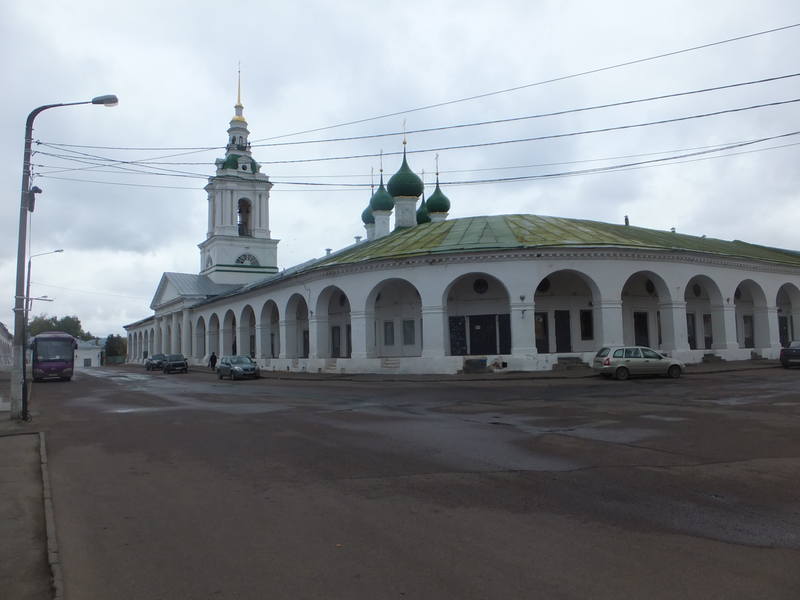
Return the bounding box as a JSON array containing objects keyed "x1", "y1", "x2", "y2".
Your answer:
[{"x1": 199, "y1": 72, "x2": 279, "y2": 284}]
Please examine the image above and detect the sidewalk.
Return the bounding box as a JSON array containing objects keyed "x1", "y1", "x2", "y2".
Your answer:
[
  {"x1": 0, "y1": 369, "x2": 56, "y2": 600},
  {"x1": 0, "y1": 357, "x2": 783, "y2": 599}
]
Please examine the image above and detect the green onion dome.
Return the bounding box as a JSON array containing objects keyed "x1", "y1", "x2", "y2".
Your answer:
[
  {"x1": 426, "y1": 182, "x2": 450, "y2": 213},
  {"x1": 416, "y1": 198, "x2": 431, "y2": 224},
  {"x1": 361, "y1": 204, "x2": 375, "y2": 224},
  {"x1": 387, "y1": 152, "x2": 424, "y2": 198},
  {"x1": 369, "y1": 179, "x2": 394, "y2": 211},
  {"x1": 221, "y1": 153, "x2": 260, "y2": 173}
]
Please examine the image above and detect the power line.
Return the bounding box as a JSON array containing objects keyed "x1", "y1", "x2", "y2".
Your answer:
[
  {"x1": 40, "y1": 71, "x2": 800, "y2": 153},
  {"x1": 35, "y1": 97, "x2": 800, "y2": 176},
  {"x1": 36, "y1": 132, "x2": 800, "y2": 191},
  {"x1": 256, "y1": 98, "x2": 800, "y2": 165},
  {"x1": 249, "y1": 22, "x2": 800, "y2": 142}
]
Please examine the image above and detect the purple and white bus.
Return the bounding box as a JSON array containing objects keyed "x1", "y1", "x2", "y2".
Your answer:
[{"x1": 31, "y1": 331, "x2": 76, "y2": 381}]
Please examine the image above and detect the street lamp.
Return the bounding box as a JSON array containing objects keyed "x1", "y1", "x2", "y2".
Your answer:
[
  {"x1": 25, "y1": 249, "x2": 63, "y2": 320},
  {"x1": 11, "y1": 95, "x2": 118, "y2": 421}
]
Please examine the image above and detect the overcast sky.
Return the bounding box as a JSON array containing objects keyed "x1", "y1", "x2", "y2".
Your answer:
[{"x1": 2, "y1": 0, "x2": 799, "y2": 338}]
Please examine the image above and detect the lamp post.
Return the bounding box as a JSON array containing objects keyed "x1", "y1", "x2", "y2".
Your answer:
[
  {"x1": 25, "y1": 249, "x2": 63, "y2": 322},
  {"x1": 11, "y1": 95, "x2": 118, "y2": 421}
]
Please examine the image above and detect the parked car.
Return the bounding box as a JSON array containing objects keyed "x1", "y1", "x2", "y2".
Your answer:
[
  {"x1": 217, "y1": 355, "x2": 260, "y2": 380},
  {"x1": 145, "y1": 353, "x2": 166, "y2": 371},
  {"x1": 593, "y1": 346, "x2": 684, "y2": 380},
  {"x1": 162, "y1": 354, "x2": 188, "y2": 374},
  {"x1": 779, "y1": 341, "x2": 800, "y2": 368}
]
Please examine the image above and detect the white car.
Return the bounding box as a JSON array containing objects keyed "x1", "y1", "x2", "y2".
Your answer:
[{"x1": 593, "y1": 346, "x2": 685, "y2": 380}]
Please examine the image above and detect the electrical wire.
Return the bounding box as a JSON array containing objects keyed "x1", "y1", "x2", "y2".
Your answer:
[
  {"x1": 39, "y1": 71, "x2": 800, "y2": 154},
  {"x1": 36, "y1": 131, "x2": 800, "y2": 191}
]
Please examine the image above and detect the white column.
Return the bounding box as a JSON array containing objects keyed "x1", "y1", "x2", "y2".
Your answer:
[
  {"x1": 279, "y1": 320, "x2": 292, "y2": 359},
  {"x1": 510, "y1": 301, "x2": 537, "y2": 356},
  {"x1": 755, "y1": 306, "x2": 779, "y2": 350},
  {"x1": 421, "y1": 306, "x2": 447, "y2": 358},
  {"x1": 349, "y1": 310, "x2": 370, "y2": 359},
  {"x1": 659, "y1": 301, "x2": 690, "y2": 352},
  {"x1": 171, "y1": 313, "x2": 180, "y2": 354},
  {"x1": 597, "y1": 300, "x2": 624, "y2": 348},
  {"x1": 711, "y1": 304, "x2": 738, "y2": 350},
  {"x1": 308, "y1": 316, "x2": 322, "y2": 358},
  {"x1": 182, "y1": 312, "x2": 191, "y2": 357}
]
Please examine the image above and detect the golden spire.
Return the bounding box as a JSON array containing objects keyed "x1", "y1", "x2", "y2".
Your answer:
[
  {"x1": 236, "y1": 62, "x2": 242, "y2": 107},
  {"x1": 232, "y1": 63, "x2": 246, "y2": 122}
]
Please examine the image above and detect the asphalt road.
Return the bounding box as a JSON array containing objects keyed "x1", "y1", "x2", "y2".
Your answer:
[{"x1": 31, "y1": 366, "x2": 800, "y2": 599}]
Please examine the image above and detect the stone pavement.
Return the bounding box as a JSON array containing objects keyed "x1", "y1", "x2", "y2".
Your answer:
[{"x1": 0, "y1": 358, "x2": 783, "y2": 599}]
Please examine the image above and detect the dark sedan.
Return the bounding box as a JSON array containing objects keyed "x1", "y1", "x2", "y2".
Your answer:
[
  {"x1": 162, "y1": 354, "x2": 188, "y2": 374},
  {"x1": 780, "y1": 341, "x2": 800, "y2": 368},
  {"x1": 217, "y1": 356, "x2": 260, "y2": 380},
  {"x1": 145, "y1": 353, "x2": 166, "y2": 371}
]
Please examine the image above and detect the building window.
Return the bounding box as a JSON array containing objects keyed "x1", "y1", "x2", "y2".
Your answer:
[
  {"x1": 402, "y1": 320, "x2": 415, "y2": 345},
  {"x1": 580, "y1": 310, "x2": 593, "y2": 340},
  {"x1": 384, "y1": 321, "x2": 395, "y2": 346}
]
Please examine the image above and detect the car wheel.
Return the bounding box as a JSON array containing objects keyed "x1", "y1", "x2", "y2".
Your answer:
[
  {"x1": 615, "y1": 367, "x2": 630, "y2": 381},
  {"x1": 782, "y1": 362, "x2": 789, "y2": 369},
  {"x1": 218, "y1": 371, "x2": 223, "y2": 379},
  {"x1": 231, "y1": 372, "x2": 237, "y2": 381},
  {"x1": 667, "y1": 365, "x2": 682, "y2": 379}
]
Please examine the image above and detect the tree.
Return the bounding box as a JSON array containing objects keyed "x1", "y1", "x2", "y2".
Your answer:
[
  {"x1": 105, "y1": 334, "x2": 127, "y2": 357},
  {"x1": 28, "y1": 314, "x2": 94, "y2": 340}
]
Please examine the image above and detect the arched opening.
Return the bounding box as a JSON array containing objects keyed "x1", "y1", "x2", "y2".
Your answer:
[
  {"x1": 143, "y1": 330, "x2": 149, "y2": 359},
  {"x1": 684, "y1": 275, "x2": 725, "y2": 350},
  {"x1": 777, "y1": 283, "x2": 800, "y2": 347},
  {"x1": 149, "y1": 328, "x2": 155, "y2": 355},
  {"x1": 155, "y1": 326, "x2": 162, "y2": 355},
  {"x1": 533, "y1": 270, "x2": 600, "y2": 354},
  {"x1": 445, "y1": 273, "x2": 510, "y2": 356},
  {"x1": 176, "y1": 321, "x2": 182, "y2": 354},
  {"x1": 239, "y1": 305, "x2": 257, "y2": 358},
  {"x1": 285, "y1": 294, "x2": 309, "y2": 359},
  {"x1": 195, "y1": 317, "x2": 206, "y2": 359},
  {"x1": 621, "y1": 272, "x2": 672, "y2": 349},
  {"x1": 259, "y1": 301, "x2": 280, "y2": 359},
  {"x1": 734, "y1": 280, "x2": 768, "y2": 349},
  {"x1": 366, "y1": 279, "x2": 422, "y2": 358},
  {"x1": 237, "y1": 198, "x2": 252, "y2": 237},
  {"x1": 315, "y1": 287, "x2": 352, "y2": 359},
  {"x1": 208, "y1": 314, "x2": 220, "y2": 358},
  {"x1": 222, "y1": 309, "x2": 237, "y2": 355}
]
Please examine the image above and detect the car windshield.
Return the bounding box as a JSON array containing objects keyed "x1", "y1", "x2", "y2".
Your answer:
[
  {"x1": 230, "y1": 356, "x2": 253, "y2": 365},
  {"x1": 790, "y1": 341, "x2": 800, "y2": 349},
  {"x1": 152, "y1": 354, "x2": 165, "y2": 360},
  {"x1": 167, "y1": 354, "x2": 184, "y2": 360},
  {"x1": 595, "y1": 348, "x2": 610, "y2": 358}
]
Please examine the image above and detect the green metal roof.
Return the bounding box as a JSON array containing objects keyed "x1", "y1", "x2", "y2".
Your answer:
[{"x1": 311, "y1": 214, "x2": 800, "y2": 269}]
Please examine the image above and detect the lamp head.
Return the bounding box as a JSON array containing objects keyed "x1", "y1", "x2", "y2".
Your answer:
[{"x1": 91, "y1": 94, "x2": 119, "y2": 107}]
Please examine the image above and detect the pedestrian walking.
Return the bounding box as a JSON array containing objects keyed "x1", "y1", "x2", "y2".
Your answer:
[{"x1": 208, "y1": 352, "x2": 217, "y2": 370}]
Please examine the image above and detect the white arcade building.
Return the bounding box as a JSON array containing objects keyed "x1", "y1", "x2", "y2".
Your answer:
[{"x1": 125, "y1": 92, "x2": 800, "y2": 373}]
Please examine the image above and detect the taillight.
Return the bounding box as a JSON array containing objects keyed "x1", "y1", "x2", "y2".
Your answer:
[{"x1": 603, "y1": 357, "x2": 611, "y2": 366}]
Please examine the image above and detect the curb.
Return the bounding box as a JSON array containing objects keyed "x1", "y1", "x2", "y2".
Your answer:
[{"x1": 39, "y1": 432, "x2": 64, "y2": 600}]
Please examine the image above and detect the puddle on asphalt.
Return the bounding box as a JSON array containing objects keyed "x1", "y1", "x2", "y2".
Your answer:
[{"x1": 640, "y1": 414, "x2": 687, "y2": 422}]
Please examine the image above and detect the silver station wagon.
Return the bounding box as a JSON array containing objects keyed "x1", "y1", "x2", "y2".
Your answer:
[{"x1": 593, "y1": 346, "x2": 685, "y2": 380}]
